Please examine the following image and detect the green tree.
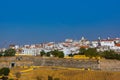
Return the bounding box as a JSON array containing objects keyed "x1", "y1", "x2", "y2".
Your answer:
[
  {"x1": 68, "y1": 53, "x2": 74, "y2": 57},
  {"x1": 84, "y1": 48, "x2": 99, "y2": 58},
  {"x1": 101, "y1": 50, "x2": 120, "y2": 60},
  {"x1": 79, "y1": 48, "x2": 86, "y2": 55},
  {"x1": 50, "y1": 50, "x2": 58, "y2": 57},
  {"x1": 58, "y1": 51, "x2": 64, "y2": 58},
  {"x1": 0, "y1": 67, "x2": 10, "y2": 76},
  {"x1": 46, "y1": 52, "x2": 51, "y2": 57},
  {"x1": 40, "y1": 50, "x2": 46, "y2": 57},
  {"x1": 4, "y1": 49, "x2": 16, "y2": 56},
  {"x1": 50, "y1": 50, "x2": 64, "y2": 58}
]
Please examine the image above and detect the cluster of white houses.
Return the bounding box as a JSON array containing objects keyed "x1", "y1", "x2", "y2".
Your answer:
[{"x1": 6, "y1": 37, "x2": 120, "y2": 56}]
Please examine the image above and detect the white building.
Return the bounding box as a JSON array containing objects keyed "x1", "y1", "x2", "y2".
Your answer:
[
  {"x1": 99, "y1": 38, "x2": 120, "y2": 47},
  {"x1": 110, "y1": 43, "x2": 120, "y2": 52},
  {"x1": 22, "y1": 48, "x2": 42, "y2": 56},
  {"x1": 91, "y1": 41, "x2": 99, "y2": 47},
  {"x1": 100, "y1": 40, "x2": 115, "y2": 47},
  {"x1": 62, "y1": 48, "x2": 71, "y2": 56}
]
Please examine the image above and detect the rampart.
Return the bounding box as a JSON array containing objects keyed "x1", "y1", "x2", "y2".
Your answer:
[
  {"x1": 0, "y1": 56, "x2": 120, "y2": 71},
  {"x1": 100, "y1": 59, "x2": 120, "y2": 71}
]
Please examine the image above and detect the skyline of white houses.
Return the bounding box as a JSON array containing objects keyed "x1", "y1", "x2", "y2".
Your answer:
[{"x1": 1, "y1": 37, "x2": 120, "y2": 56}]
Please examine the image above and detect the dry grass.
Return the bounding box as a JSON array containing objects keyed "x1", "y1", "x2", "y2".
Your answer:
[{"x1": 10, "y1": 66, "x2": 120, "y2": 80}]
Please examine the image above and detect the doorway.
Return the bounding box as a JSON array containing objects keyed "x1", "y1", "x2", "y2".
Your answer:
[{"x1": 11, "y1": 62, "x2": 15, "y2": 68}]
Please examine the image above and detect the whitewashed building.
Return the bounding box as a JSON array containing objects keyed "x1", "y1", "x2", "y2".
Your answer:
[
  {"x1": 92, "y1": 41, "x2": 99, "y2": 47},
  {"x1": 100, "y1": 40, "x2": 115, "y2": 47},
  {"x1": 22, "y1": 48, "x2": 42, "y2": 56}
]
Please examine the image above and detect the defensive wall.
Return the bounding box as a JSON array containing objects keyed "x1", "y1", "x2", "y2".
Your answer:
[
  {"x1": 100, "y1": 59, "x2": 120, "y2": 71},
  {"x1": 0, "y1": 56, "x2": 120, "y2": 71}
]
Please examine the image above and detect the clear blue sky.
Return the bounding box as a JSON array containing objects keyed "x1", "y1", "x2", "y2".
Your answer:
[{"x1": 0, "y1": 0, "x2": 120, "y2": 47}]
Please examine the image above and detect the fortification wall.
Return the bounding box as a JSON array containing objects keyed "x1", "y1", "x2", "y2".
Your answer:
[
  {"x1": 33, "y1": 58, "x2": 99, "y2": 70},
  {"x1": 0, "y1": 56, "x2": 120, "y2": 71},
  {"x1": 0, "y1": 57, "x2": 99, "y2": 70},
  {"x1": 100, "y1": 59, "x2": 120, "y2": 71}
]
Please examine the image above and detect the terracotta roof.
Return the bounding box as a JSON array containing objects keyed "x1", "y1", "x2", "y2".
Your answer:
[
  {"x1": 80, "y1": 46, "x2": 89, "y2": 48},
  {"x1": 115, "y1": 44, "x2": 120, "y2": 47},
  {"x1": 101, "y1": 39, "x2": 114, "y2": 42}
]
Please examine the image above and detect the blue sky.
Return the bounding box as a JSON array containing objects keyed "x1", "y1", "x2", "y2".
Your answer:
[{"x1": 0, "y1": 0, "x2": 120, "y2": 47}]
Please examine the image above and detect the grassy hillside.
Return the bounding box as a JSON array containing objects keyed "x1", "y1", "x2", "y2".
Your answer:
[{"x1": 9, "y1": 66, "x2": 120, "y2": 80}]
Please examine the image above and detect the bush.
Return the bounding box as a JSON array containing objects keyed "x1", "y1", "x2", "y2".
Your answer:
[
  {"x1": 15, "y1": 72, "x2": 21, "y2": 80},
  {"x1": 101, "y1": 50, "x2": 120, "y2": 60},
  {"x1": 0, "y1": 67, "x2": 10, "y2": 76}
]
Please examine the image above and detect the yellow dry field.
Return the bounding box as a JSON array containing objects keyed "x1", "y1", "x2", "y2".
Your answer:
[{"x1": 10, "y1": 66, "x2": 120, "y2": 80}]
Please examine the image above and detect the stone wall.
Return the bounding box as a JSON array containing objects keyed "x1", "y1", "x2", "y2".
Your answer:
[
  {"x1": 0, "y1": 62, "x2": 10, "y2": 68},
  {"x1": 0, "y1": 57, "x2": 99, "y2": 70},
  {"x1": 0, "y1": 56, "x2": 120, "y2": 71},
  {"x1": 0, "y1": 57, "x2": 33, "y2": 68},
  {"x1": 33, "y1": 58, "x2": 99, "y2": 70},
  {"x1": 100, "y1": 59, "x2": 120, "y2": 71}
]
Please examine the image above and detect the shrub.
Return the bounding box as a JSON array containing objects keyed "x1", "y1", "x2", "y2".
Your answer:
[
  {"x1": 0, "y1": 67, "x2": 10, "y2": 76},
  {"x1": 15, "y1": 72, "x2": 21, "y2": 80}
]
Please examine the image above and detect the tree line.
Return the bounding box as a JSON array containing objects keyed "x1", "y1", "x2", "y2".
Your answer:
[
  {"x1": 68, "y1": 48, "x2": 120, "y2": 60},
  {"x1": 0, "y1": 48, "x2": 120, "y2": 60},
  {"x1": 40, "y1": 50, "x2": 64, "y2": 58}
]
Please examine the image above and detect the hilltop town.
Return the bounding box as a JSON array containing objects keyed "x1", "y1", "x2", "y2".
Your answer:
[{"x1": 1, "y1": 37, "x2": 120, "y2": 56}]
